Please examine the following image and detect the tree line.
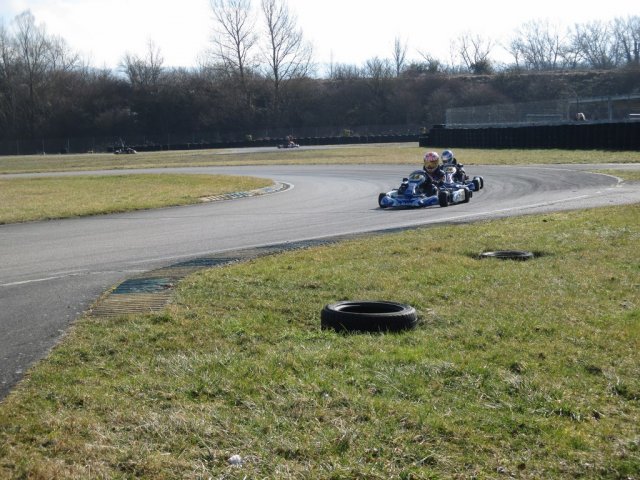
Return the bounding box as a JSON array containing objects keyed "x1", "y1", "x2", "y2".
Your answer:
[{"x1": 0, "y1": 3, "x2": 638, "y2": 148}]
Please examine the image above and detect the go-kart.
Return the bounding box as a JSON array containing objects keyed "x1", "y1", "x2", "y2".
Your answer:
[
  {"x1": 442, "y1": 164, "x2": 484, "y2": 191},
  {"x1": 277, "y1": 141, "x2": 300, "y2": 149},
  {"x1": 378, "y1": 170, "x2": 471, "y2": 209},
  {"x1": 114, "y1": 146, "x2": 137, "y2": 154}
]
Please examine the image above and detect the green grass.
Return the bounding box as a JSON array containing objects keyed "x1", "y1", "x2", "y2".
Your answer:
[
  {"x1": 593, "y1": 169, "x2": 640, "y2": 182},
  {"x1": 2, "y1": 145, "x2": 640, "y2": 174},
  {"x1": 1, "y1": 205, "x2": 638, "y2": 478},
  {"x1": 0, "y1": 174, "x2": 271, "y2": 224}
]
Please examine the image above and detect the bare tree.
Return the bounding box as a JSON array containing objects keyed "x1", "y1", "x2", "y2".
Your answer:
[
  {"x1": 12, "y1": 10, "x2": 56, "y2": 137},
  {"x1": 0, "y1": 11, "x2": 82, "y2": 141},
  {"x1": 0, "y1": 22, "x2": 16, "y2": 135},
  {"x1": 209, "y1": 0, "x2": 257, "y2": 85},
  {"x1": 569, "y1": 20, "x2": 617, "y2": 69},
  {"x1": 392, "y1": 36, "x2": 408, "y2": 77},
  {"x1": 260, "y1": 0, "x2": 312, "y2": 109},
  {"x1": 329, "y1": 62, "x2": 363, "y2": 80},
  {"x1": 454, "y1": 32, "x2": 494, "y2": 74},
  {"x1": 416, "y1": 50, "x2": 445, "y2": 73},
  {"x1": 613, "y1": 15, "x2": 640, "y2": 65},
  {"x1": 508, "y1": 19, "x2": 569, "y2": 70},
  {"x1": 47, "y1": 33, "x2": 80, "y2": 72},
  {"x1": 121, "y1": 40, "x2": 164, "y2": 89},
  {"x1": 364, "y1": 56, "x2": 394, "y2": 79}
]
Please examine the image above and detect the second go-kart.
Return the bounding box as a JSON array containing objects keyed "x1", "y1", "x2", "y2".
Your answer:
[
  {"x1": 442, "y1": 164, "x2": 484, "y2": 191},
  {"x1": 378, "y1": 170, "x2": 471, "y2": 209}
]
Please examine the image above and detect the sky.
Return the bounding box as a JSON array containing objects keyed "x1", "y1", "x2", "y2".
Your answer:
[{"x1": 0, "y1": 0, "x2": 638, "y2": 73}]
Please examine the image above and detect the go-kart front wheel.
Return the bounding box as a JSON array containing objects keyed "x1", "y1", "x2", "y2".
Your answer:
[
  {"x1": 438, "y1": 190, "x2": 449, "y2": 207},
  {"x1": 378, "y1": 193, "x2": 388, "y2": 208}
]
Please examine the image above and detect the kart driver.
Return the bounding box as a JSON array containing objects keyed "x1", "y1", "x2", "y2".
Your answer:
[
  {"x1": 441, "y1": 149, "x2": 467, "y2": 183},
  {"x1": 441, "y1": 149, "x2": 457, "y2": 165},
  {"x1": 421, "y1": 151, "x2": 445, "y2": 195}
]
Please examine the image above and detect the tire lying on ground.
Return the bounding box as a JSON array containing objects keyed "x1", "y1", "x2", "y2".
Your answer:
[
  {"x1": 479, "y1": 250, "x2": 534, "y2": 261},
  {"x1": 321, "y1": 301, "x2": 418, "y2": 333}
]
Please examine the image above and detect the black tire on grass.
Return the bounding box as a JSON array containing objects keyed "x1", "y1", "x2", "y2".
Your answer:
[
  {"x1": 479, "y1": 250, "x2": 534, "y2": 261},
  {"x1": 321, "y1": 301, "x2": 418, "y2": 333}
]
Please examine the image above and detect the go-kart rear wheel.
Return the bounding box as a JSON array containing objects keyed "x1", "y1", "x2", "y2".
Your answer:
[{"x1": 438, "y1": 190, "x2": 449, "y2": 207}]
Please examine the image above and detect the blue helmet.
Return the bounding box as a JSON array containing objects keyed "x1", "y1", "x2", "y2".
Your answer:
[{"x1": 441, "y1": 150, "x2": 455, "y2": 164}]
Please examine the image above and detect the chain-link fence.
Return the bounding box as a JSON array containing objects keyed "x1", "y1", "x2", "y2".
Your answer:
[{"x1": 445, "y1": 94, "x2": 640, "y2": 127}]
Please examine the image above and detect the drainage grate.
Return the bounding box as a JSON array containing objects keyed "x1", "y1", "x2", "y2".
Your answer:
[
  {"x1": 112, "y1": 277, "x2": 175, "y2": 294},
  {"x1": 89, "y1": 293, "x2": 173, "y2": 317},
  {"x1": 173, "y1": 257, "x2": 236, "y2": 268}
]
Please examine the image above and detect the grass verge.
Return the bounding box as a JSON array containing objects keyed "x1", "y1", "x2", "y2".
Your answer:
[
  {"x1": 1, "y1": 204, "x2": 638, "y2": 478},
  {"x1": 0, "y1": 174, "x2": 272, "y2": 224},
  {"x1": 593, "y1": 170, "x2": 640, "y2": 182},
  {"x1": 1, "y1": 145, "x2": 639, "y2": 174}
]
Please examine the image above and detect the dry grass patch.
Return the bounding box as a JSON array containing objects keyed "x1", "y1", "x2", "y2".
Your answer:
[{"x1": 0, "y1": 174, "x2": 271, "y2": 224}]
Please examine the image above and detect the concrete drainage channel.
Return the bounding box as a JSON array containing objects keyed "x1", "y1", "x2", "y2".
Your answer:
[{"x1": 88, "y1": 237, "x2": 362, "y2": 318}]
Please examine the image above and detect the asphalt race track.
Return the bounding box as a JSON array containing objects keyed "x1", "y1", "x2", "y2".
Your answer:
[{"x1": 2, "y1": 163, "x2": 640, "y2": 399}]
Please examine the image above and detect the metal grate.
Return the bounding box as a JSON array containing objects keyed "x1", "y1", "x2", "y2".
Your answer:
[{"x1": 112, "y1": 277, "x2": 176, "y2": 294}]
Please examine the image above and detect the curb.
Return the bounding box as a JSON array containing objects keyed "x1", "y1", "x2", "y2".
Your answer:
[{"x1": 199, "y1": 182, "x2": 291, "y2": 203}]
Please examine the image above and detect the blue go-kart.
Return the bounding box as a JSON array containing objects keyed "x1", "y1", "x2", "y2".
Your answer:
[{"x1": 378, "y1": 170, "x2": 471, "y2": 209}]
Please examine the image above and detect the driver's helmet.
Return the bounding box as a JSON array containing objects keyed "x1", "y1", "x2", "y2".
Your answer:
[
  {"x1": 423, "y1": 151, "x2": 441, "y2": 173},
  {"x1": 441, "y1": 149, "x2": 456, "y2": 164}
]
